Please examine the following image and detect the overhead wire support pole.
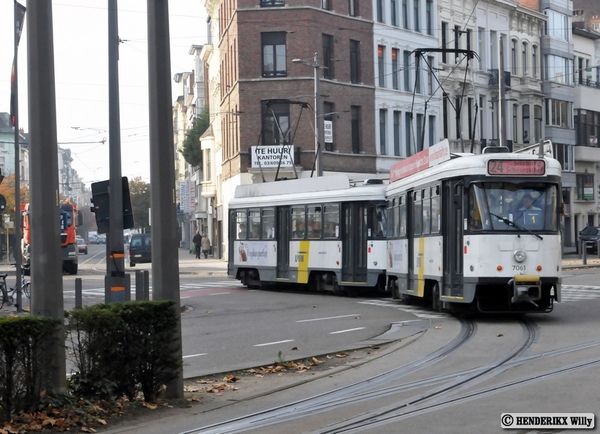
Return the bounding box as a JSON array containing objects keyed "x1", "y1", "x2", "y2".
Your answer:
[{"x1": 106, "y1": 0, "x2": 128, "y2": 302}]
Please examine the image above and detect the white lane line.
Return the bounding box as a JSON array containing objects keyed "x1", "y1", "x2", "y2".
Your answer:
[
  {"x1": 329, "y1": 327, "x2": 366, "y2": 335},
  {"x1": 254, "y1": 339, "x2": 295, "y2": 347},
  {"x1": 296, "y1": 314, "x2": 361, "y2": 323},
  {"x1": 208, "y1": 292, "x2": 231, "y2": 296},
  {"x1": 183, "y1": 353, "x2": 207, "y2": 359}
]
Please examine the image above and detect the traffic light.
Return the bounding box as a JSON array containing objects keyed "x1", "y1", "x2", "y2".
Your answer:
[{"x1": 90, "y1": 177, "x2": 134, "y2": 234}]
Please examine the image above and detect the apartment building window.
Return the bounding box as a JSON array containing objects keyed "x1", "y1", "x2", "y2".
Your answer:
[
  {"x1": 545, "y1": 9, "x2": 569, "y2": 41},
  {"x1": 391, "y1": 0, "x2": 398, "y2": 27},
  {"x1": 534, "y1": 105, "x2": 542, "y2": 142},
  {"x1": 262, "y1": 32, "x2": 286, "y2": 77},
  {"x1": 478, "y1": 28, "x2": 485, "y2": 70},
  {"x1": 392, "y1": 48, "x2": 399, "y2": 90},
  {"x1": 416, "y1": 113, "x2": 424, "y2": 151},
  {"x1": 402, "y1": 0, "x2": 409, "y2": 29},
  {"x1": 522, "y1": 42, "x2": 528, "y2": 76},
  {"x1": 350, "y1": 40, "x2": 361, "y2": 84},
  {"x1": 405, "y1": 112, "x2": 413, "y2": 155},
  {"x1": 576, "y1": 173, "x2": 594, "y2": 200},
  {"x1": 479, "y1": 95, "x2": 485, "y2": 140},
  {"x1": 379, "y1": 109, "x2": 387, "y2": 154},
  {"x1": 349, "y1": 0, "x2": 358, "y2": 17},
  {"x1": 414, "y1": 0, "x2": 420, "y2": 32},
  {"x1": 467, "y1": 97, "x2": 474, "y2": 140},
  {"x1": 426, "y1": 0, "x2": 433, "y2": 35},
  {"x1": 547, "y1": 99, "x2": 570, "y2": 128},
  {"x1": 454, "y1": 26, "x2": 461, "y2": 51},
  {"x1": 522, "y1": 104, "x2": 530, "y2": 143},
  {"x1": 532, "y1": 45, "x2": 538, "y2": 77},
  {"x1": 443, "y1": 96, "x2": 449, "y2": 139},
  {"x1": 394, "y1": 111, "x2": 401, "y2": 155},
  {"x1": 428, "y1": 115, "x2": 436, "y2": 148},
  {"x1": 403, "y1": 50, "x2": 411, "y2": 91},
  {"x1": 546, "y1": 55, "x2": 572, "y2": 84},
  {"x1": 262, "y1": 101, "x2": 290, "y2": 145},
  {"x1": 441, "y1": 22, "x2": 448, "y2": 63},
  {"x1": 378, "y1": 45, "x2": 386, "y2": 87},
  {"x1": 324, "y1": 102, "x2": 334, "y2": 151},
  {"x1": 415, "y1": 55, "x2": 421, "y2": 94},
  {"x1": 377, "y1": 0, "x2": 384, "y2": 22},
  {"x1": 323, "y1": 34, "x2": 334, "y2": 79},
  {"x1": 490, "y1": 31, "x2": 497, "y2": 69},
  {"x1": 554, "y1": 143, "x2": 573, "y2": 171},
  {"x1": 466, "y1": 28, "x2": 472, "y2": 52},
  {"x1": 427, "y1": 55, "x2": 434, "y2": 94},
  {"x1": 351, "y1": 106, "x2": 361, "y2": 153},
  {"x1": 322, "y1": 0, "x2": 330, "y2": 10},
  {"x1": 205, "y1": 150, "x2": 212, "y2": 182},
  {"x1": 511, "y1": 39, "x2": 517, "y2": 75},
  {"x1": 513, "y1": 104, "x2": 518, "y2": 143},
  {"x1": 261, "y1": 0, "x2": 284, "y2": 6}
]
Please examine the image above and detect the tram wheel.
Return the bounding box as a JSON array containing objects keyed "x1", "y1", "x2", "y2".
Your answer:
[{"x1": 431, "y1": 282, "x2": 441, "y2": 312}]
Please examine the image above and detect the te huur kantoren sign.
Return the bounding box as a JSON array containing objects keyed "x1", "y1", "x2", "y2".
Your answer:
[{"x1": 251, "y1": 145, "x2": 295, "y2": 168}]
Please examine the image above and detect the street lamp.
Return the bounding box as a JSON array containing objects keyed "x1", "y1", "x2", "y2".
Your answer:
[{"x1": 293, "y1": 53, "x2": 324, "y2": 177}]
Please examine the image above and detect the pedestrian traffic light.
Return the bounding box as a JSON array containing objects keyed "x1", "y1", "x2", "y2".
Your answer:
[{"x1": 90, "y1": 177, "x2": 135, "y2": 234}]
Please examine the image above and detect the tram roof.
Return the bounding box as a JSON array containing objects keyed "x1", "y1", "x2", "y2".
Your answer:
[
  {"x1": 386, "y1": 152, "x2": 562, "y2": 193},
  {"x1": 230, "y1": 175, "x2": 387, "y2": 208}
]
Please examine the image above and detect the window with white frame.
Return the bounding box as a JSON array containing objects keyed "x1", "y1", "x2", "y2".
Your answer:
[
  {"x1": 547, "y1": 98, "x2": 571, "y2": 128},
  {"x1": 391, "y1": 0, "x2": 398, "y2": 27},
  {"x1": 546, "y1": 55, "x2": 572, "y2": 84},
  {"x1": 414, "y1": 0, "x2": 420, "y2": 32},
  {"x1": 511, "y1": 39, "x2": 517, "y2": 75},
  {"x1": 392, "y1": 48, "x2": 399, "y2": 90},
  {"x1": 378, "y1": 45, "x2": 386, "y2": 87},
  {"x1": 394, "y1": 111, "x2": 401, "y2": 156},
  {"x1": 532, "y1": 45, "x2": 538, "y2": 77},
  {"x1": 545, "y1": 9, "x2": 570, "y2": 41},
  {"x1": 403, "y1": 50, "x2": 411, "y2": 91},
  {"x1": 478, "y1": 28, "x2": 485, "y2": 70},
  {"x1": 379, "y1": 109, "x2": 387, "y2": 154},
  {"x1": 522, "y1": 42, "x2": 528, "y2": 76},
  {"x1": 426, "y1": 0, "x2": 433, "y2": 35}
]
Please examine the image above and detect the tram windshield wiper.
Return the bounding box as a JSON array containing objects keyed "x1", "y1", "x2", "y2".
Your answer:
[{"x1": 490, "y1": 213, "x2": 543, "y2": 240}]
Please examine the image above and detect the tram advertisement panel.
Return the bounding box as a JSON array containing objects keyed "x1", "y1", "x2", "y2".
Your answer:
[{"x1": 234, "y1": 241, "x2": 276, "y2": 267}]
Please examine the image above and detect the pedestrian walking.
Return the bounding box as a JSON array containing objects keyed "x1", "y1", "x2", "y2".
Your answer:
[
  {"x1": 201, "y1": 233, "x2": 211, "y2": 259},
  {"x1": 192, "y1": 230, "x2": 202, "y2": 259}
]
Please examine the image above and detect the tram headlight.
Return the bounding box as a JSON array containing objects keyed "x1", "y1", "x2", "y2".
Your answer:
[{"x1": 514, "y1": 249, "x2": 526, "y2": 263}]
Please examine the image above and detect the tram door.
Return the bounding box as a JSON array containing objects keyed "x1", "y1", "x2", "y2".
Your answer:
[
  {"x1": 442, "y1": 181, "x2": 464, "y2": 297},
  {"x1": 406, "y1": 190, "x2": 415, "y2": 292},
  {"x1": 341, "y1": 203, "x2": 367, "y2": 283},
  {"x1": 277, "y1": 207, "x2": 290, "y2": 278}
]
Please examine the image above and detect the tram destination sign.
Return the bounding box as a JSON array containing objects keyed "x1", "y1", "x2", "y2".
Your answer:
[{"x1": 487, "y1": 159, "x2": 545, "y2": 176}]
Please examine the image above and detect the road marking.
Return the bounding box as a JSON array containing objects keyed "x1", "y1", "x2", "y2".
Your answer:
[
  {"x1": 254, "y1": 339, "x2": 294, "y2": 347},
  {"x1": 296, "y1": 314, "x2": 361, "y2": 323},
  {"x1": 329, "y1": 327, "x2": 366, "y2": 334},
  {"x1": 183, "y1": 353, "x2": 207, "y2": 359}
]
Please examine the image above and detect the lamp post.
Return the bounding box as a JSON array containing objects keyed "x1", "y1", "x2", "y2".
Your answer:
[{"x1": 293, "y1": 53, "x2": 323, "y2": 177}]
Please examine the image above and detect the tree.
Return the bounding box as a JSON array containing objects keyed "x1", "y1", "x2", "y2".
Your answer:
[
  {"x1": 0, "y1": 173, "x2": 30, "y2": 232},
  {"x1": 129, "y1": 177, "x2": 151, "y2": 232},
  {"x1": 180, "y1": 107, "x2": 210, "y2": 168}
]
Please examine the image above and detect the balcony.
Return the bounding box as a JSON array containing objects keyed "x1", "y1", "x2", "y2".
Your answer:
[
  {"x1": 200, "y1": 182, "x2": 216, "y2": 198},
  {"x1": 574, "y1": 145, "x2": 600, "y2": 163}
]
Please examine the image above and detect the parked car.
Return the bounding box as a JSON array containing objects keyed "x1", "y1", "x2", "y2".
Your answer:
[
  {"x1": 579, "y1": 225, "x2": 600, "y2": 253},
  {"x1": 76, "y1": 237, "x2": 88, "y2": 255},
  {"x1": 128, "y1": 233, "x2": 151, "y2": 267}
]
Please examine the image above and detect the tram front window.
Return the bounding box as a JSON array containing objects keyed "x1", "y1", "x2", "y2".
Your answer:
[{"x1": 469, "y1": 183, "x2": 558, "y2": 232}]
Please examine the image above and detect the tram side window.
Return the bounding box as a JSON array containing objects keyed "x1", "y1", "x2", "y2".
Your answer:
[
  {"x1": 262, "y1": 208, "x2": 275, "y2": 239},
  {"x1": 323, "y1": 204, "x2": 339, "y2": 238},
  {"x1": 249, "y1": 210, "x2": 261, "y2": 239},
  {"x1": 422, "y1": 188, "x2": 431, "y2": 235},
  {"x1": 307, "y1": 206, "x2": 322, "y2": 239},
  {"x1": 292, "y1": 207, "x2": 306, "y2": 239},
  {"x1": 399, "y1": 196, "x2": 406, "y2": 237},
  {"x1": 388, "y1": 199, "x2": 396, "y2": 238},
  {"x1": 369, "y1": 205, "x2": 386, "y2": 238},
  {"x1": 236, "y1": 211, "x2": 247, "y2": 239},
  {"x1": 413, "y1": 191, "x2": 422, "y2": 235},
  {"x1": 431, "y1": 186, "x2": 441, "y2": 233}
]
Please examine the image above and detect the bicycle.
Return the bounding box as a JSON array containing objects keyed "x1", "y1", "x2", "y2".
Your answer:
[{"x1": 0, "y1": 267, "x2": 31, "y2": 309}]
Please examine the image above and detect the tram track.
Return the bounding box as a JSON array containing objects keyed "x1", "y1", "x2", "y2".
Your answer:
[{"x1": 180, "y1": 317, "x2": 600, "y2": 434}]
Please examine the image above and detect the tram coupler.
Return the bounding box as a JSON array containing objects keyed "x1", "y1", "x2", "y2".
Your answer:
[{"x1": 509, "y1": 274, "x2": 542, "y2": 307}]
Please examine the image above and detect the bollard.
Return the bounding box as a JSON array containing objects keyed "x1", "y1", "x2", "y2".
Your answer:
[
  {"x1": 143, "y1": 270, "x2": 150, "y2": 300},
  {"x1": 75, "y1": 278, "x2": 82, "y2": 309},
  {"x1": 582, "y1": 240, "x2": 587, "y2": 265},
  {"x1": 597, "y1": 240, "x2": 600, "y2": 259},
  {"x1": 135, "y1": 270, "x2": 143, "y2": 300}
]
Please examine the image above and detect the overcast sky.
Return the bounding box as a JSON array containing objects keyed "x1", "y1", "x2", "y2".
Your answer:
[{"x1": 0, "y1": 0, "x2": 208, "y2": 185}]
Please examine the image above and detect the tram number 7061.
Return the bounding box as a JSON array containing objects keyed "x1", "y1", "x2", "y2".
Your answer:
[{"x1": 512, "y1": 265, "x2": 526, "y2": 271}]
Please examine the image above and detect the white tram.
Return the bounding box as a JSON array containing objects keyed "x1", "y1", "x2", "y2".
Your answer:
[
  {"x1": 228, "y1": 175, "x2": 388, "y2": 294},
  {"x1": 386, "y1": 140, "x2": 562, "y2": 313}
]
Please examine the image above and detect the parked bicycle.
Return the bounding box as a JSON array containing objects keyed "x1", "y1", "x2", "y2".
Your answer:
[{"x1": 0, "y1": 267, "x2": 31, "y2": 309}]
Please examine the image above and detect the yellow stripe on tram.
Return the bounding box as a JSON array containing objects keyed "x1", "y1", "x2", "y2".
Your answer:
[
  {"x1": 297, "y1": 240, "x2": 310, "y2": 284},
  {"x1": 417, "y1": 237, "x2": 425, "y2": 297}
]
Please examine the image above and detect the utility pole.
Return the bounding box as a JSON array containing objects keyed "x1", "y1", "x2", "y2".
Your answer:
[
  {"x1": 105, "y1": 0, "x2": 129, "y2": 302},
  {"x1": 147, "y1": 0, "x2": 183, "y2": 399},
  {"x1": 293, "y1": 53, "x2": 323, "y2": 177},
  {"x1": 27, "y1": 0, "x2": 67, "y2": 393}
]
